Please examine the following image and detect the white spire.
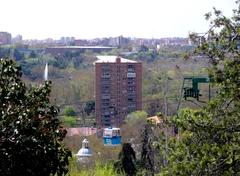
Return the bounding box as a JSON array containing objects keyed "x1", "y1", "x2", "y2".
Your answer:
[{"x1": 44, "y1": 63, "x2": 48, "y2": 81}]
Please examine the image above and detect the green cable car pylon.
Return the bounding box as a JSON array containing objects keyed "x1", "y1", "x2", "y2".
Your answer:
[
  {"x1": 174, "y1": 76, "x2": 211, "y2": 134},
  {"x1": 177, "y1": 76, "x2": 211, "y2": 110},
  {"x1": 175, "y1": 76, "x2": 211, "y2": 134},
  {"x1": 183, "y1": 77, "x2": 210, "y2": 100}
]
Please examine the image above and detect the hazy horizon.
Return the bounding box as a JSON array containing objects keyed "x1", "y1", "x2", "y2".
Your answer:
[{"x1": 0, "y1": 0, "x2": 236, "y2": 40}]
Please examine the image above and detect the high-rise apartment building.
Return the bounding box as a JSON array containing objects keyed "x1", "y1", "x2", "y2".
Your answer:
[
  {"x1": 0, "y1": 32, "x2": 11, "y2": 45},
  {"x1": 95, "y1": 56, "x2": 142, "y2": 127}
]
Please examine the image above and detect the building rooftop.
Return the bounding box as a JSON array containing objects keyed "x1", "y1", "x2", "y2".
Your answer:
[
  {"x1": 95, "y1": 55, "x2": 137, "y2": 63},
  {"x1": 147, "y1": 115, "x2": 163, "y2": 125},
  {"x1": 66, "y1": 127, "x2": 97, "y2": 137}
]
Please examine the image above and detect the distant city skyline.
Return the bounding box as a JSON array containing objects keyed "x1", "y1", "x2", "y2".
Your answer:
[{"x1": 0, "y1": 0, "x2": 236, "y2": 40}]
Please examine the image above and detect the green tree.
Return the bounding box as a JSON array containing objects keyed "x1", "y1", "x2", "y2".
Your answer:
[
  {"x1": 139, "y1": 45, "x2": 149, "y2": 52},
  {"x1": 0, "y1": 47, "x2": 10, "y2": 58},
  {"x1": 53, "y1": 56, "x2": 69, "y2": 69},
  {"x1": 114, "y1": 143, "x2": 137, "y2": 176},
  {"x1": 63, "y1": 106, "x2": 77, "y2": 127},
  {"x1": 125, "y1": 110, "x2": 148, "y2": 124},
  {"x1": 29, "y1": 50, "x2": 37, "y2": 58},
  {"x1": 84, "y1": 100, "x2": 95, "y2": 115},
  {"x1": 140, "y1": 123, "x2": 155, "y2": 176},
  {"x1": 0, "y1": 59, "x2": 72, "y2": 176},
  {"x1": 63, "y1": 116, "x2": 77, "y2": 127},
  {"x1": 160, "y1": 2, "x2": 240, "y2": 175},
  {"x1": 13, "y1": 48, "x2": 24, "y2": 61},
  {"x1": 64, "y1": 106, "x2": 76, "y2": 116}
]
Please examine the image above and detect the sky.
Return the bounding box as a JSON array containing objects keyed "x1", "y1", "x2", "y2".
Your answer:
[{"x1": 0, "y1": 0, "x2": 237, "y2": 40}]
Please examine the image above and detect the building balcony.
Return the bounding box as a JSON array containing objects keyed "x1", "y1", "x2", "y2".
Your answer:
[
  {"x1": 101, "y1": 81, "x2": 111, "y2": 86},
  {"x1": 102, "y1": 74, "x2": 110, "y2": 78},
  {"x1": 127, "y1": 82, "x2": 136, "y2": 85},
  {"x1": 128, "y1": 103, "x2": 136, "y2": 108},
  {"x1": 102, "y1": 111, "x2": 110, "y2": 115},
  {"x1": 127, "y1": 72, "x2": 136, "y2": 78},
  {"x1": 101, "y1": 91, "x2": 111, "y2": 94},
  {"x1": 127, "y1": 68, "x2": 135, "y2": 72},
  {"x1": 128, "y1": 91, "x2": 136, "y2": 96},
  {"x1": 102, "y1": 94, "x2": 110, "y2": 99},
  {"x1": 102, "y1": 103, "x2": 110, "y2": 107}
]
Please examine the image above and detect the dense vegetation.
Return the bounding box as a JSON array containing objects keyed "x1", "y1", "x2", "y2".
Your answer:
[
  {"x1": 67, "y1": 3, "x2": 240, "y2": 175},
  {"x1": 0, "y1": 59, "x2": 71, "y2": 175},
  {"x1": 0, "y1": 36, "x2": 210, "y2": 176},
  {"x1": 159, "y1": 3, "x2": 240, "y2": 175},
  {"x1": 0, "y1": 2, "x2": 238, "y2": 175}
]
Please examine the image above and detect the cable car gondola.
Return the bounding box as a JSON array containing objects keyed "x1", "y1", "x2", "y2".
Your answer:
[{"x1": 103, "y1": 127, "x2": 121, "y2": 146}]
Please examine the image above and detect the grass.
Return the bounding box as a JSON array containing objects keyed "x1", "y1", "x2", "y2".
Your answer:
[{"x1": 66, "y1": 157, "x2": 121, "y2": 176}]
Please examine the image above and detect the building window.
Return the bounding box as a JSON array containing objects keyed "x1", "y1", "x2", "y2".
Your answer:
[{"x1": 127, "y1": 64, "x2": 135, "y2": 72}]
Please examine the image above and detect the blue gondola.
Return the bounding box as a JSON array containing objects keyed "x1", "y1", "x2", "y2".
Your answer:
[{"x1": 103, "y1": 127, "x2": 121, "y2": 146}]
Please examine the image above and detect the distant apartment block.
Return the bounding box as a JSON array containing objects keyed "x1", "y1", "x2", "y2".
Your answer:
[
  {"x1": 0, "y1": 32, "x2": 11, "y2": 45},
  {"x1": 12, "y1": 35, "x2": 23, "y2": 44},
  {"x1": 95, "y1": 56, "x2": 142, "y2": 127},
  {"x1": 108, "y1": 36, "x2": 130, "y2": 47},
  {"x1": 45, "y1": 46, "x2": 116, "y2": 56}
]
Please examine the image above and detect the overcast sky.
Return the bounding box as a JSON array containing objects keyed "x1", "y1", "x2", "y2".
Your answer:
[{"x1": 0, "y1": 0, "x2": 236, "y2": 40}]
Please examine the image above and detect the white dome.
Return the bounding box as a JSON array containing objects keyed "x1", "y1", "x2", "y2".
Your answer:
[
  {"x1": 76, "y1": 148, "x2": 92, "y2": 157},
  {"x1": 76, "y1": 138, "x2": 92, "y2": 157}
]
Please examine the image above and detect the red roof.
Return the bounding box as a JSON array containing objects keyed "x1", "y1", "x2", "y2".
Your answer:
[{"x1": 66, "y1": 127, "x2": 97, "y2": 137}]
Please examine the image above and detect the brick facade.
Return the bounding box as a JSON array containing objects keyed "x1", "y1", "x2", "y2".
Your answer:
[{"x1": 95, "y1": 56, "x2": 142, "y2": 127}]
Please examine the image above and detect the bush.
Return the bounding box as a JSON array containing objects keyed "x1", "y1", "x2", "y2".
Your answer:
[
  {"x1": 63, "y1": 116, "x2": 77, "y2": 127},
  {"x1": 0, "y1": 58, "x2": 72, "y2": 176},
  {"x1": 67, "y1": 158, "x2": 119, "y2": 176},
  {"x1": 64, "y1": 106, "x2": 76, "y2": 116}
]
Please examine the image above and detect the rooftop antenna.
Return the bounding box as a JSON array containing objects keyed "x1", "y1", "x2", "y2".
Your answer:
[{"x1": 44, "y1": 63, "x2": 48, "y2": 81}]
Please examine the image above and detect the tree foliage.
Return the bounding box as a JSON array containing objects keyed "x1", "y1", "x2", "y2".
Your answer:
[
  {"x1": 64, "y1": 106, "x2": 76, "y2": 116},
  {"x1": 140, "y1": 123, "x2": 155, "y2": 176},
  {"x1": 0, "y1": 48, "x2": 10, "y2": 58},
  {"x1": 84, "y1": 100, "x2": 95, "y2": 116},
  {"x1": 160, "y1": 2, "x2": 240, "y2": 175},
  {"x1": 13, "y1": 49, "x2": 24, "y2": 61},
  {"x1": 0, "y1": 59, "x2": 72, "y2": 176},
  {"x1": 114, "y1": 143, "x2": 137, "y2": 176},
  {"x1": 125, "y1": 110, "x2": 148, "y2": 124},
  {"x1": 29, "y1": 50, "x2": 37, "y2": 58}
]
